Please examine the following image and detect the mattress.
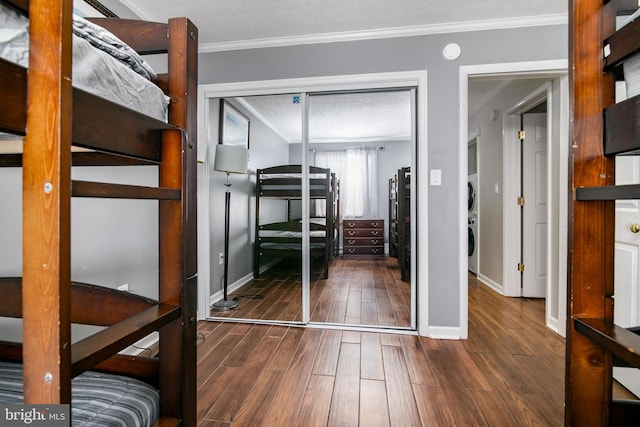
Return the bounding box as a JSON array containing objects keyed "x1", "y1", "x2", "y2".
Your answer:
[
  {"x1": 259, "y1": 230, "x2": 326, "y2": 238},
  {"x1": 0, "y1": 361, "x2": 158, "y2": 427},
  {"x1": 259, "y1": 242, "x2": 327, "y2": 250},
  {"x1": 0, "y1": 3, "x2": 169, "y2": 122}
]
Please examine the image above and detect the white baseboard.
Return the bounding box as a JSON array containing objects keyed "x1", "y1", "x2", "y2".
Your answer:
[
  {"x1": 209, "y1": 258, "x2": 281, "y2": 307},
  {"x1": 477, "y1": 274, "x2": 504, "y2": 295},
  {"x1": 119, "y1": 332, "x2": 158, "y2": 356},
  {"x1": 546, "y1": 315, "x2": 559, "y2": 334},
  {"x1": 426, "y1": 326, "x2": 465, "y2": 340},
  {"x1": 614, "y1": 367, "x2": 640, "y2": 398}
]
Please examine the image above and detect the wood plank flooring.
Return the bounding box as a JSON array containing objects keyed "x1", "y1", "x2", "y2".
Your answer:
[
  {"x1": 212, "y1": 256, "x2": 411, "y2": 328},
  {"x1": 197, "y1": 273, "x2": 567, "y2": 426}
]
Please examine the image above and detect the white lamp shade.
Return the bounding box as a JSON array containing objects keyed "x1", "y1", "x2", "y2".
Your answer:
[{"x1": 214, "y1": 144, "x2": 248, "y2": 174}]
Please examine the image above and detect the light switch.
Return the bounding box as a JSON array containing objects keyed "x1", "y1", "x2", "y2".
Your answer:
[{"x1": 430, "y1": 169, "x2": 442, "y2": 186}]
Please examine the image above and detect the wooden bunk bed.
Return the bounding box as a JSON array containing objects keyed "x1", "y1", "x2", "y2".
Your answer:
[
  {"x1": 388, "y1": 167, "x2": 410, "y2": 281},
  {"x1": 388, "y1": 174, "x2": 398, "y2": 259},
  {"x1": 567, "y1": 0, "x2": 640, "y2": 424},
  {"x1": 0, "y1": 0, "x2": 198, "y2": 425},
  {"x1": 397, "y1": 167, "x2": 411, "y2": 282},
  {"x1": 254, "y1": 165, "x2": 338, "y2": 279}
]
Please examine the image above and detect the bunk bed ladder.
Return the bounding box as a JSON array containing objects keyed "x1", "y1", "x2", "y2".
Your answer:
[
  {"x1": 568, "y1": 0, "x2": 640, "y2": 425},
  {"x1": 19, "y1": 1, "x2": 198, "y2": 424}
]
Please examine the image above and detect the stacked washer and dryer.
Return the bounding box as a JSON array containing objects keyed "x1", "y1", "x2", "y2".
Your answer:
[
  {"x1": 468, "y1": 174, "x2": 478, "y2": 274},
  {"x1": 468, "y1": 138, "x2": 479, "y2": 275}
]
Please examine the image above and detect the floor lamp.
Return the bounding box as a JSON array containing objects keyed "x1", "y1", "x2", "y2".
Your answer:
[{"x1": 211, "y1": 144, "x2": 248, "y2": 311}]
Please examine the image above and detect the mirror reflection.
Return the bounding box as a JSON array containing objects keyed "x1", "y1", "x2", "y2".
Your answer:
[{"x1": 209, "y1": 89, "x2": 414, "y2": 329}]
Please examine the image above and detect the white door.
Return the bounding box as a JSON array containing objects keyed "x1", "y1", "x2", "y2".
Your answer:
[
  {"x1": 522, "y1": 113, "x2": 547, "y2": 297},
  {"x1": 614, "y1": 156, "x2": 640, "y2": 327},
  {"x1": 613, "y1": 155, "x2": 640, "y2": 395}
]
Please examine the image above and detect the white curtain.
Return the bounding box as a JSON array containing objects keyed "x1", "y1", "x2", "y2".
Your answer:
[{"x1": 314, "y1": 147, "x2": 379, "y2": 218}]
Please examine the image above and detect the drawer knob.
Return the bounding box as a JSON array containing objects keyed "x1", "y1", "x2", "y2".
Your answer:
[
  {"x1": 372, "y1": 239, "x2": 379, "y2": 244},
  {"x1": 348, "y1": 231, "x2": 355, "y2": 236},
  {"x1": 348, "y1": 239, "x2": 355, "y2": 244},
  {"x1": 372, "y1": 231, "x2": 379, "y2": 236}
]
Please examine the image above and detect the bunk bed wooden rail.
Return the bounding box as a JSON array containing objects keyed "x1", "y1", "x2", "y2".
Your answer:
[
  {"x1": 568, "y1": 0, "x2": 640, "y2": 425},
  {"x1": 0, "y1": 0, "x2": 198, "y2": 425}
]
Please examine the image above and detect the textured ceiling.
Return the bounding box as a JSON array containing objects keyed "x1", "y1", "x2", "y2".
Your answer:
[
  {"x1": 112, "y1": 0, "x2": 567, "y2": 51},
  {"x1": 239, "y1": 91, "x2": 413, "y2": 144}
]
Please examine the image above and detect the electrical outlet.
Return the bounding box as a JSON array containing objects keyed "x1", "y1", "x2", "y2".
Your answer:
[
  {"x1": 218, "y1": 253, "x2": 224, "y2": 265},
  {"x1": 118, "y1": 284, "x2": 129, "y2": 292}
]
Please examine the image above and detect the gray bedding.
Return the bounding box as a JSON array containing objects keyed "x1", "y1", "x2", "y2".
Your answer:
[
  {"x1": 0, "y1": 361, "x2": 158, "y2": 427},
  {"x1": 0, "y1": 3, "x2": 169, "y2": 121}
]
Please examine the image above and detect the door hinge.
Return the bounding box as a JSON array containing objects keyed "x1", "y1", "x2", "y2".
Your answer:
[
  {"x1": 518, "y1": 130, "x2": 526, "y2": 140},
  {"x1": 518, "y1": 262, "x2": 525, "y2": 272},
  {"x1": 517, "y1": 196, "x2": 525, "y2": 206}
]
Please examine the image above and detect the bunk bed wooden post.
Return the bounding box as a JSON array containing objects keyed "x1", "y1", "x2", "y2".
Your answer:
[
  {"x1": 567, "y1": 0, "x2": 640, "y2": 424},
  {"x1": 21, "y1": 0, "x2": 73, "y2": 404},
  {"x1": 159, "y1": 17, "x2": 198, "y2": 426},
  {"x1": 254, "y1": 168, "x2": 263, "y2": 278}
]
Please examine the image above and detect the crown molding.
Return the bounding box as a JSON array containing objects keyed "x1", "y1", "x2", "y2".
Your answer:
[
  {"x1": 118, "y1": 0, "x2": 155, "y2": 20},
  {"x1": 199, "y1": 13, "x2": 567, "y2": 53}
]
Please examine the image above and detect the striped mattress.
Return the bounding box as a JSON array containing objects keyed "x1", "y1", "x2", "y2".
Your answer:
[{"x1": 0, "y1": 361, "x2": 158, "y2": 426}]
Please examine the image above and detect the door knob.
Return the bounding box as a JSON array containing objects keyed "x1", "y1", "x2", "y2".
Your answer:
[{"x1": 631, "y1": 223, "x2": 640, "y2": 233}]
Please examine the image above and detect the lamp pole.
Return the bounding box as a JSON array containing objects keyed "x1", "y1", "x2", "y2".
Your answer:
[{"x1": 212, "y1": 171, "x2": 238, "y2": 311}]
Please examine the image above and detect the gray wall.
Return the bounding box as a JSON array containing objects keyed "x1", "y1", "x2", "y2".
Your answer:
[
  {"x1": 199, "y1": 24, "x2": 567, "y2": 329},
  {"x1": 208, "y1": 98, "x2": 290, "y2": 297},
  {"x1": 0, "y1": 165, "x2": 159, "y2": 341},
  {"x1": 0, "y1": 166, "x2": 159, "y2": 296}
]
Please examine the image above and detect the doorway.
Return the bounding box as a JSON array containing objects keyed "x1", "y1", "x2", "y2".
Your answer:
[
  {"x1": 460, "y1": 61, "x2": 569, "y2": 337},
  {"x1": 196, "y1": 71, "x2": 426, "y2": 333}
]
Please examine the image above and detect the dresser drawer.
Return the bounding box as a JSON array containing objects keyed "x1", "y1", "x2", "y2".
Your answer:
[
  {"x1": 344, "y1": 237, "x2": 383, "y2": 247},
  {"x1": 343, "y1": 246, "x2": 384, "y2": 256},
  {"x1": 344, "y1": 219, "x2": 384, "y2": 229},
  {"x1": 342, "y1": 218, "x2": 385, "y2": 259},
  {"x1": 344, "y1": 228, "x2": 383, "y2": 238}
]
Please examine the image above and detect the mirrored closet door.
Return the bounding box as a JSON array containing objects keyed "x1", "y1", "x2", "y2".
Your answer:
[{"x1": 207, "y1": 88, "x2": 416, "y2": 330}]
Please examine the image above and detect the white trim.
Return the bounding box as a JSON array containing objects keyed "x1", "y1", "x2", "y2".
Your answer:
[
  {"x1": 235, "y1": 98, "x2": 291, "y2": 144},
  {"x1": 208, "y1": 272, "x2": 254, "y2": 307},
  {"x1": 427, "y1": 326, "x2": 465, "y2": 340},
  {"x1": 547, "y1": 314, "x2": 560, "y2": 334},
  {"x1": 119, "y1": 332, "x2": 158, "y2": 356},
  {"x1": 459, "y1": 74, "x2": 470, "y2": 339},
  {"x1": 117, "y1": 0, "x2": 154, "y2": 20},
  {"x1": 197, "y1": 71, "x2": 427, "y2": 334},
  {"x1": 477, "y1": 274, "x2": 504, "y2": 295},
  {"x1": 459, "y1": 59, "x2": 568, "y2": 339},
  {"x1": 199, "y1": 14, "x2": 567, "y2": 53},
  {"x1": 503, "y1": 82, "x2": 553, "y2": 297},
  {"x1": 556, "y1": 75, "x2": 569, "y2": 338},
  {"x1": 502, "y1": 113, "x2": 522, "y2": 297}
]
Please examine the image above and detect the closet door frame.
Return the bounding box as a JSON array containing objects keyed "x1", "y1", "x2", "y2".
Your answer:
[{"x1": 197, "y1": 71, "x2": 426, "y2": 334}]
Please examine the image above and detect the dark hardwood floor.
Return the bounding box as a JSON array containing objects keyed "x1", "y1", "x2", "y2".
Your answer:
[
  {"x1": 212, "y1": 256, "x2": 411, "y2": 328},
  {"x1": 196, "y1": 271, "x2": 568, "y2": 426}
]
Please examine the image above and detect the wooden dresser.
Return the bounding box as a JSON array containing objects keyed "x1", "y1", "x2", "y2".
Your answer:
[{"x1": 343, "y1": 219, "x2": 385, "y2": 259}]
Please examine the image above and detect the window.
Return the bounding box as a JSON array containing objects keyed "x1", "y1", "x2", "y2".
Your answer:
[{"x1": 314, "y1": 147, "x2": 379, "y2": 218}]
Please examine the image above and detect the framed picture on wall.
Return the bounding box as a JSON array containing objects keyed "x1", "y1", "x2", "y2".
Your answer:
[{"x1": 219, "y1": 100, "x2": 250, "y2": 149}]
